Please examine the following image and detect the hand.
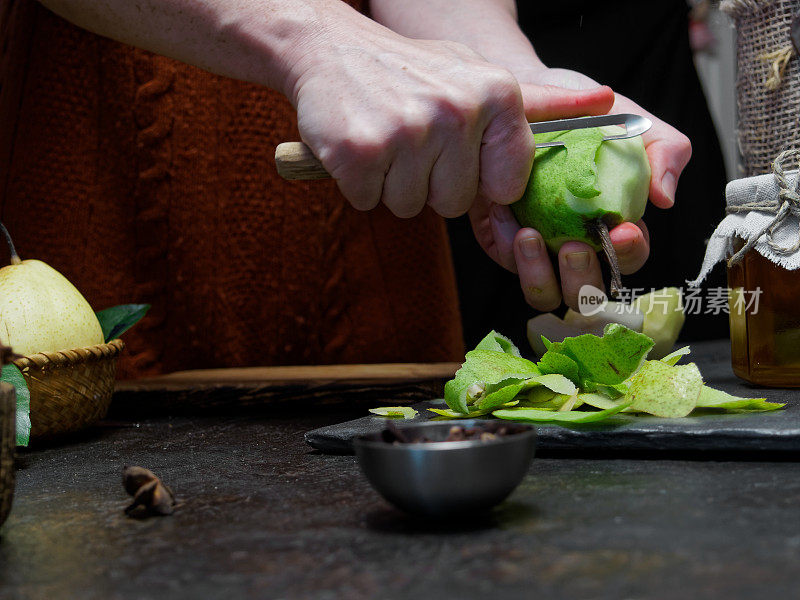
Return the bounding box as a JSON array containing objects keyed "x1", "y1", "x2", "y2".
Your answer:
[
  {"x1": 289, "y1": 10, "x2": 618, "y2": 220},
  {"x1": 471, "y1": 67, "x2": 691, "y2": 310}
]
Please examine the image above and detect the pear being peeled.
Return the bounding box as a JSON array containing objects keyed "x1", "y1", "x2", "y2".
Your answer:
[
  {"x1": 0, "y1": 225, "x2": 103, "y2": 355},
  {"x1": 512, "y1": 125, "x2": 651, "y2": 251}
]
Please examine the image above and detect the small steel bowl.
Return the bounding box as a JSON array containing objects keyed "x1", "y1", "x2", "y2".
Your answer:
[{"x1": 354, "y1": 420, "x2": 536, "y2": 517}]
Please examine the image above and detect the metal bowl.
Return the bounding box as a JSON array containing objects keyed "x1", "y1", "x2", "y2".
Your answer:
[{"x1": 354, "y1": 420, "x2": 536, "y2": 517}]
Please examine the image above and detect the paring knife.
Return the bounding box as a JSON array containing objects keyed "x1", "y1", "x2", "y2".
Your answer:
[{"x1": 274, "y1": 113, "x2": 652, "y2": 181}]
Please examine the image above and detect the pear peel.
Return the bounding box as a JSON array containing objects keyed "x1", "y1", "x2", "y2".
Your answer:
[{"x1": 0, "y1": 222, "x2": 104, "y2": 356}]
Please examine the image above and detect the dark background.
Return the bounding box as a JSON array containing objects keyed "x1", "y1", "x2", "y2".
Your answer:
[{"x1": 447, "y1": 0, "x2": 729, "y2": 351}]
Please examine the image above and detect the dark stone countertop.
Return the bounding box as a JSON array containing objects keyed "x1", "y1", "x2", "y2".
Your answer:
[{"x1": 2, "y1": 402, "x2": 800, "y2": 599}]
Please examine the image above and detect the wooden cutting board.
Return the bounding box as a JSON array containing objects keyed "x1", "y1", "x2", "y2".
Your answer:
[{"x1": 113, "y1": 363, "x2": 460, "y2": 415}]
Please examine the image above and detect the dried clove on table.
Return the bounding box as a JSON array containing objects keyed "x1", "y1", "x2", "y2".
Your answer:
[{"x1": 122, "y1": 466, "x2": 176, "y2": 517}]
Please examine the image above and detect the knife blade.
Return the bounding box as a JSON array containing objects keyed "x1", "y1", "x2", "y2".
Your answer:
[
  {"x1": 275, "y1": 113, "x2": 652, "y2": 180},
  {"x1": 531, "y1": 113, "x2": 652, "y2": 148}
]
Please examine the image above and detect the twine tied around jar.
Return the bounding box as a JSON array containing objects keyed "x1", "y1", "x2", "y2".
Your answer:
[
  {"x1": 761, "y1": 46, "x2": 794, "y2": 90},
  {"x1": 726, "y1": 148, "x2": 800, "y2": 266}
]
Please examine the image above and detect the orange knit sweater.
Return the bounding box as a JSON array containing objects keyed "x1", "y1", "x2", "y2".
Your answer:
[{"x1": 0, "y1": 0, "x2": 464, "y2": 378}]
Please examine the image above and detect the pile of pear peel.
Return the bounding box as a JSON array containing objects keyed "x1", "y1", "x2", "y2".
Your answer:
[{"x1": 432, "y1": 324, "x2": 781, "y2": 424}]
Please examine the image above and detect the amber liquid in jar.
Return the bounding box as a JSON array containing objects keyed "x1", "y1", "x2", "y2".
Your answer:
[{"x1": 728, "y1": 241, "x2": 800, "y2": 386}]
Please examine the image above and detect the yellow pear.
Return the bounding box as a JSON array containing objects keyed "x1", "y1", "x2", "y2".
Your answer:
[{"x1": 0, "y1": 223, "x2": 104, "y2": 356}]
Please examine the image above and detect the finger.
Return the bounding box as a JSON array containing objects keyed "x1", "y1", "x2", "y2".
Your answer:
[
  {"x1": 609, "y1": 221, "x2": 650, "y2": 275},
  {"x1": 333, "y1": 169, "x2": 385, "y2": 212},
  {"x1": 489, "y1": 203, "x2": 521, "y2": 273},
  {"x1": 520, "y1": 84, "x2": 616, "y2": 122},
  {"x1": 610, "y1": 95, "x2": 691, "y2": 209},
  {"x1": 327, "y1": 144, "x2": 392, "y2": 212},
  {"x1": 479, "y1": 84, "x2": 535, "y2": 206},
  {"x1": 644, "y1": 133, "x2": 692, "y2": 208},
  {"x1": 427, "y1": 131, "x2": 481, "y2": 218},
  {"x1": 558, "y1": 241, "x2": 605, "y2": 311},
  {"x1": 381, "y1": 147, "x2": 433, "y2": 218},
  {"x1": 513, "y1": 228, "x2": 562, "y2": 311}
]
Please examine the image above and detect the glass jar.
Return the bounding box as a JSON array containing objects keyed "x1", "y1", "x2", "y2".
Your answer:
[{"x1": 728, "y1": 239, "x2": 800, "y2": 386}]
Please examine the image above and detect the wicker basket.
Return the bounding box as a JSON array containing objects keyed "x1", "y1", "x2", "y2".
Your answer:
[
  {"x1": 1, "y1": 382, "x2": 15, "y2": 528},
  {"x1": 12, "y1": 340, "x2": 125, "y2": 439}
]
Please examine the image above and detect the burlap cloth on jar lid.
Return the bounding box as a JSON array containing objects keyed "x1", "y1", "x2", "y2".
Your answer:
[{"x1": 689, "y1": 150, "x2": 800, "y2": 286}]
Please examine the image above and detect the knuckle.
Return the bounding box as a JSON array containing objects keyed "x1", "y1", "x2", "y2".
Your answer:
[
  {"x1": 677, "y1": 133, "x2": 692, "y2": 163},
  {"x1": 336, "y1": 133, "x2": 387, "y2": 164},
  {"x1": 433, "y1": 91, "x2": 481, "y2": 131},
  {"x1": 394, "y1": 113, "x2": 430, "y2": 144},
  {"x1": 483, "y1": 68, "x2": 520, "y2": 105}
]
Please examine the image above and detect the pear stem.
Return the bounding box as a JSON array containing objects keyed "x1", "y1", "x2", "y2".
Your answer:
[
  {"x1": 0, "y1": 222, "x2": 21, "y2": 265},
  {"x1": 594, "y1": 220, "x2": 622, "y2": 298}
]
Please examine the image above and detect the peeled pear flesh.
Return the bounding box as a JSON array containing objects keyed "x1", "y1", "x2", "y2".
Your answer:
[
  {"x1": 0, "y1": 259, "x2": 104, "y2": 356},
  {"x1": 526, "y1": 313, "x2": 586, "y2": 356},
  {"x1": 563, "y1": 301, "x2": 645, "y2": 335},
  {"x1": 632, "y1": 287, "x2": 685, "y2": 359},
  {"x1": 527, "y1": 288, "x2": 685, "y2": 359}
]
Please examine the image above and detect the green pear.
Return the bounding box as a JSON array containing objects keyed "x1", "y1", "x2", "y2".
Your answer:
[
  {"x1": 0, "y1": 223, "x2": 104, "y2": 356},
  {"x1": 512, "y1": 125, "x2": 650, "y2": 293}
]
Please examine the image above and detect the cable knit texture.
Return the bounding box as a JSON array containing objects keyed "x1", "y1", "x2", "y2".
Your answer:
[{"x1": 0, "y1": 0, "x2": 464, "y2": 378}]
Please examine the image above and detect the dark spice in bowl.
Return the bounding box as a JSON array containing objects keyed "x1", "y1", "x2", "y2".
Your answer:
[{"x1": 381, "y1": 421, "x2": 529, "y2": 445}]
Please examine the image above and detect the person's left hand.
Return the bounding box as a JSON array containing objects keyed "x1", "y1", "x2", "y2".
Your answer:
[{"x1": 470, "y1": 67, "x2": 691, "y2": 311}]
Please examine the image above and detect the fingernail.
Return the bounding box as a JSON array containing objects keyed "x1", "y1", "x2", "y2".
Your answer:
[
  {"x1": 615, "y1": 239, "x2": 634, "y2": 254},
  {"x1": 519, "y1": 236, "x2": 542, "y2": 259},
  {"x1": 661, "y1": 171, "x2": 677, "y2": 205},
  {"x1": 565, "y1": 251, "x2": 590, "y2": 271}
]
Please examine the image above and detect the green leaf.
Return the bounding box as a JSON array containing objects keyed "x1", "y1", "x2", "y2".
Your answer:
[
  {"x1": 541, "y1": 324, "x2": 654, "y2": 387},
  {"x1": 1, "y1": 363, "x2": 30, "y2": 446},
  {"x1": 661, "y1": 346, "x2": 691, "y2": 366},
  {"x1": 444, "y1": 348, "x2": 540, "y2": 414},
  {"x1": 96, "y1": 304, "x2": 151, "y2": 342},
  {"x1": 493, "y1": 399, "x2": 633, "y2": 424},
  {"x1": 368, "y1": 406, "x2": 418, "y2": 419},
  {"x1": 624, "y1": 360, "x2": 703, "y2": 418},
  {"x1": 695, "y1": 386, "x2": 784, "y2": 412}
]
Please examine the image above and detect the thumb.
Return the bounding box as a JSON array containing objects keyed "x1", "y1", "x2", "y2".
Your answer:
[{"x1": 520, "y1": 84, "x2": 615, "y2": 122}]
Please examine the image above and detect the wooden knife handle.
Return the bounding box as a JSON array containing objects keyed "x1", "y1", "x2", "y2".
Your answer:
[{"x1": 275, "y1": 142, "x2": 332, "y2": 180}]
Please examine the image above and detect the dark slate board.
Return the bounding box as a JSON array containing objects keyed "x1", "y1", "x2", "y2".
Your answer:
[{"x1": 305, "y1": 340, "x2": 800, "y2": 455}]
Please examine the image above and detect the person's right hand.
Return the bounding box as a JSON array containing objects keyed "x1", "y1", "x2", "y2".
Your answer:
[{"x1": 287, "y1": 5, "x2": 615, "y2": 219}]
